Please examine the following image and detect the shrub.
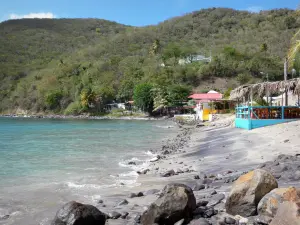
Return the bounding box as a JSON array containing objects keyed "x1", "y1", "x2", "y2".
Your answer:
[{"x1": 64, "y1": 102, "x2": 83, "y2": 115}]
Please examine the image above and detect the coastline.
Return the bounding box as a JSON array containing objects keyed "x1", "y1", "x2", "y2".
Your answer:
[
  {"x1": 2, "y1": 116, "x2": 300, "y2": 225},
  {"x1": 0, "y1": 114, "x2": 168, "y2": 121}
]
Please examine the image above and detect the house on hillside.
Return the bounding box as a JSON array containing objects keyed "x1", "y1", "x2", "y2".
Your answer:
[{"x1": 178, "y1": 54, "x2": 212, "y2": 65}]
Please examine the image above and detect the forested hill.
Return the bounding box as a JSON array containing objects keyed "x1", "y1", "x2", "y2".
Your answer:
[{"x1": 0, "y1": 8, "x2": 299, "y2": 114}]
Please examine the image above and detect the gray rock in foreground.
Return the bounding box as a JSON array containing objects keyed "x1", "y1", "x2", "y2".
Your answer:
[
  {"x1": 51, "y1": 201, "x2": 106, "y2": 225},
  {"x1": 141, "y1": 183, "x2": 196, "y2": 225}
]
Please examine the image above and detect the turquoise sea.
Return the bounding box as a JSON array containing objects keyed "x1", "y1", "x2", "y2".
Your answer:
[{"x1": 0, "y1": 117, "x2": 176, "y2": 225}]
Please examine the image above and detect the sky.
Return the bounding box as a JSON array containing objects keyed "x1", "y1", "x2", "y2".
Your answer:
[{"x1": 0, "y1": 0, "x2": 299, "y2": 26}]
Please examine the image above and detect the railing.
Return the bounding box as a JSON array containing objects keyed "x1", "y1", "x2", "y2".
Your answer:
[{"x1": 236, "y1": 106, "x2": 300, "y2": 120}]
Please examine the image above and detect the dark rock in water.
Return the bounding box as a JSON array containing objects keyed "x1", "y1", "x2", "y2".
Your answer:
[
  {"x1": 144, "y1": 189, "x2": 160, "y2": 196},
  {"x1": 0, "y1": 215, "x2": 9, "y2": 220},
  {"x1": 224, "y1": 217, "x2": 236, "y2": 224},
  {"x1": 189, "y1": 218, "x2": 210, "y2": 225},
  {"x1": 108, "y1": 211, "x2": 121, "y2": 219},
  {"x1": 121, "y1": 212, "x2": 129, "y2": 219},
  {"x1": 183, "y1": 168, "x2": 190, "y2": 173},
  {"x1": 118, "y1": 199, "x2": 129, "y2": 206},
  {"x1": 98, "y1": 200, "x2": 103, "y2": 204},
  {"x1": 225, "y1": 169, "x2": 278, "y2": 217},
  {"x1": 207, "y1": 193, "x2": 225, "y2": 207},
  {"x1": 141, "y1": 183, "x2": 196, "y2": 225},
  {"x1": 194, "y1": 175, "x2": 200, "y2": 180},
  {"x1": 128, "y1": 161, "x2": 136, "y2": 165},
  {"x1": 162, "y1": 150, "x2": 170, "y2": 155},
  {"x1": 128, "y1": 193, "x2": 137, "y2": 198},
  {"x1": 161, "y1": 169, "x2": 175, "y2": 177},
  {"x1": 51, "y1": 201, "x2": 106, "y2": 225}
]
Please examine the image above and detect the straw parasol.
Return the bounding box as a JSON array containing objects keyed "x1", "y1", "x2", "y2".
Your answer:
[{"x1": 230, "y1": 78, "x2": 300, "y2": 101}]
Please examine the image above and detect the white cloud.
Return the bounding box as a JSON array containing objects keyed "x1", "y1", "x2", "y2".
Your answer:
[
  {"x1": 247, "y1": 6, "x2": 263, "y2": 13},
  {"x1": 8, "y1": 12, "x2": 56, "y2": 20}
]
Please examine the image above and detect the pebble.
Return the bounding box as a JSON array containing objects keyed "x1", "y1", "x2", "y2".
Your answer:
[{"x1": 117, "y1": 199, "x2": 129, "y2": 206}]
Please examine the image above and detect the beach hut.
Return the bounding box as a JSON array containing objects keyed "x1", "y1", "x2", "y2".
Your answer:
[
  {"x1": 230, "y1": 78, "x2": 300, "y2": 130},
  {"x1": 189, "y1": 90, "x2": 223, "y2": 121}
]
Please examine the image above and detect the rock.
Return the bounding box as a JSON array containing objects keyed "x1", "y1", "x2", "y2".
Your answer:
[
  {"x1": 150, "y1": 156, "x2": 160, "y2": 162},
  {"x1": 257, "y1": 187, "x2": 300, "y2": 218},
  {"x1": 183, "y1": 168, "x2": 190, "y2": 173},
  {"x1": 225, "y1": 169, "x2": 278, "y2": 217},
  {"x1": 174, "y1": 219, "x2": 185, "y2": 225},
  {"x1": 140, "y1": 169, "x2": 150, "y2": 175},
  {"x1": 161, "y1": 169, "x2": 176, "y2": 177},
  {"x1": 196, "y1": 200, "x2": 209, "y2": 207},
  {"x1": 234, "y1": 215, "x2": 249, "y2": 225},
  {"x1": 51, "y1": 201, "x2": 106, "y2": 225},
  {"x1": 203, "y1": 207, "x2": 217, "y2": 218},
  {"x1": 141, "y1": 183, "x2": 196, "y2": 225},
  {"x1": 191, "y1": 182, "x2": 205, "y2": 191},
  {"x1": 144, "y1": 189, "x2": 160, "y2": 196},
  {"x1": 108, "y1": 211, "x2": 121, "y2": 219},
  {"x1": 207, "y1": 193, "x2": 225, "y2": 207},
  {"x1": 128, "y1": 161, "x2": 136, "y2": 165},
  {"x1": 175, "y1": 168, "x2": 184, "y2": 174},
  {"x1": 283, "y1": 139, "x2": 289, "y2": 143},
  {"x1": 136, "y1": 192, "x2": 144, "y2": 197},
  {"x1": 194, "y1": 175, "x2": 200, "y2": 180},
  {"x1": 270, "y1": 201, "x2": 300, "y2": 225},
  {"x1": 134, "y1": 214, "x2": 141, "y2": 223},
  {"x1": 128, "y1": 193, "x2": 137, "y2": 198},
  {"x1": 189, "y1": 218, "x2": 210, "y2": 225},
  {"x1": 224, "y1": 217, "x2": 236, "y2": 224},
  {"x1": 98, "y1": 200, "x2": 104, "y2": 204},
  {"x1": 0, "y1": 215, "x2": 9, "y2": 220},
  {"x1": 121, "y1": 212, "x2": 129, "y2": 219},
  {"x1": 118, "y1": 199, "x2": 129, "y2": 206}
]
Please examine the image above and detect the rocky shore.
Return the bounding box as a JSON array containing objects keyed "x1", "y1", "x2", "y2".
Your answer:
[{"x1": 2, "y1": 117, "x2": 300, "y2": 225}]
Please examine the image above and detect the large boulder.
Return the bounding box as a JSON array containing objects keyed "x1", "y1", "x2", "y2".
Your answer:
[
  {"x1": 270, "y1": 201, "x2": 300, "y2": 225},
  {"x1": 258, "y1": 187, "x2": 300, "y2": 218},
  {"x1": 141, "y1": 183, "x2": 196, "y2": 225},
  {"x1": 225, "y1": 169, "x2": 278, "y2": 217},
  {"x1": 51, "y1": 201, "x2": 106, "y2": 225}
]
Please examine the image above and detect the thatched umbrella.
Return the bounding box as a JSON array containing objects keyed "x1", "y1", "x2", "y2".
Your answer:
[{"x1": 230, "y1": 78, "x2": 300, "y2": 101}]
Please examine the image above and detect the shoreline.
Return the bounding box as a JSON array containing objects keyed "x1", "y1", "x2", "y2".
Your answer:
[{"x1": 0, "y1": 114, "x2": 168, "y2": 121}]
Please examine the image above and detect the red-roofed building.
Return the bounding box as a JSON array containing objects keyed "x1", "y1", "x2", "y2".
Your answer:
[{"x1": 189, "y1": 90, "x2": 223, "y2": 101}]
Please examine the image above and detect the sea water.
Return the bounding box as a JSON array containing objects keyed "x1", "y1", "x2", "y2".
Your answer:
[{"x1": 0, "y1": 117, "x2": 176, "y2": 225}]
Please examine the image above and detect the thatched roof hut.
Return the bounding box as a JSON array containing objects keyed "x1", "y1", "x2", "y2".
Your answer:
[{"x1": 230, "y1": 78, "x2": 300, "y2": 101}]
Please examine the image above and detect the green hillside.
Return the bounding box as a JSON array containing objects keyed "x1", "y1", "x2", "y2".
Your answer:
[{"x1": 0, "y1": 8, "x2": 299, "y2": 114}]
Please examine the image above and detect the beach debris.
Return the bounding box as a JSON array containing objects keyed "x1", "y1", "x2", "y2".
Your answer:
[
  {"x1": 51, "y1": 201, "x2": 106, "y2": 225},
  {"x1": 257, "y1": 187, "x2": 300, "y2": 218},
  {"x1": 269, "y1": 201, "x2": 300, "y2": 225},
  {"x1": 141, "y1": 183, "x2": 196, "y2": 225},
  {"x1": 108, "y1": 211, "x2": 121, "y2": 219},
  {"x1": 225, "y1": 169, "x2": 278, "y2": 217}
]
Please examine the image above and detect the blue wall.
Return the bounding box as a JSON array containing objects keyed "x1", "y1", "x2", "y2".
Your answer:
[{"x1": 235, "y1": 118, "x2": 296, "y2": 130}]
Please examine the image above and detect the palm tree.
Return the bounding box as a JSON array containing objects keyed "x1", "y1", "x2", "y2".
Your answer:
[{"x1": 288, "y1": 29, "x2": 300, "y2": 68}]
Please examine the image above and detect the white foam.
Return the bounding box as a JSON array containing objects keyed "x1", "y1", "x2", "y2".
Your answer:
[
  {"x1": 145, "y1": 150, "x2": 157, "y2": 157},
  {"x1": 66, "y1": 182, "x2": 115, "y2": 189},
  {"x1": 84, "y1": 168, "x2": 100, "y2": 171},
  {"x1": 119, "y1": 171, "x2": 139, "y2": 177}
]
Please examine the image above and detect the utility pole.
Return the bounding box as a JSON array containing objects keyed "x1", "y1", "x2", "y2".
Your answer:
[{"x1": 284, "y1": 58, "x2": 288, "y2": 106}]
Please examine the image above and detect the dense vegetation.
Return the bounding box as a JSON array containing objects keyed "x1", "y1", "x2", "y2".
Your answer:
[{"x1": 0, "y1": 8, "x2": 299, "y2": 114}]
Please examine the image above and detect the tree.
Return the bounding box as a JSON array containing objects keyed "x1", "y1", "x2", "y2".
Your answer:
[
  {"x1": 260, "y1": 43, "x2": 268, "y2": 53},
  {"x1": 162, "y1": 43, "x2": 182, "y2": 66},
  {"x1": 149, "y1": 39, "x2": 161, "y2": 56},
  {"x1": 166, "y1": 84, "x2": 191, "y2": 106},
  {"x1": 133, "y1": 83, "x2": 154, "y2": 114},
  {"x1": 236, "y1": 73, "x2": 252, "y2": 85}
]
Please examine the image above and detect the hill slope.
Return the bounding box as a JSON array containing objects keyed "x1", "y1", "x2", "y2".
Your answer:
[{"x1": 0, "y1": 8, "x2": 299, "y2": 113}]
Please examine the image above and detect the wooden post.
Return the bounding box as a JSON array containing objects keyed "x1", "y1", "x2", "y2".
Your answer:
[{"x1": 284, "y1": 58, "x2": 288, "y2": 106}]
